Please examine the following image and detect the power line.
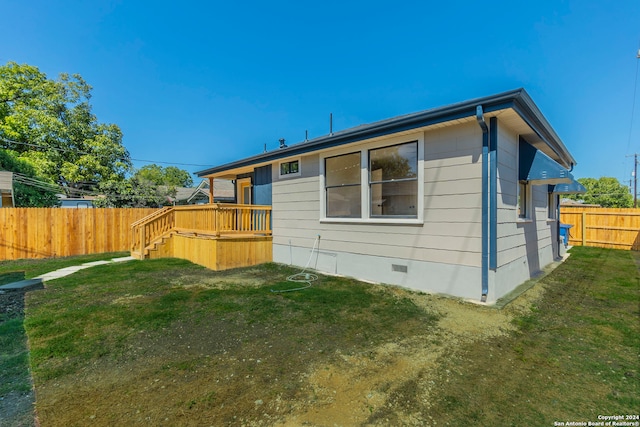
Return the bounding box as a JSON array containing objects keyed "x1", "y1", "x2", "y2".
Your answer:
[
  {"x1": 0, "y1": 136, "x2": 214, "y2": 168},
  {"x1": 3, "y1": 168, "x2": 183, "y2": 203}
]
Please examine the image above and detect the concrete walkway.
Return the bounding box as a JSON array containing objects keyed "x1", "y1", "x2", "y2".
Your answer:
[{"x1": 0, "y1": 256, "x2": 135, "y2": 292}]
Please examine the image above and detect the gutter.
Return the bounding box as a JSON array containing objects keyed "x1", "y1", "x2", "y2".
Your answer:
[{"x1": 476, "y1": 106, "x2": 489, "y2": 302}]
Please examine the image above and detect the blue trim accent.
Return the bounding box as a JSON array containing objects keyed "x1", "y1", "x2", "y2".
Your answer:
[
  {"x1": 476, "y1": 106, "x2": 489, "y2": 301},
  {"x1": 519, "y1": 138, "x2": 572, "y2": 184},
  {"x1": 253, "y1": 165, "x2": 272, "y2": 206},
  {"x1": 552, "y1": 174, "x2": 586, "y2": 194},
  {"x1": 489, "y1": 117, "x2": 498, "y2": 271}
]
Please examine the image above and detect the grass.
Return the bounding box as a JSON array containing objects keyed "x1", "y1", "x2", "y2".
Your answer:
[
  {"x1": 2, "y1": 246, "x2": 639, "y2": 426},
  {"x1": 0, "y1": 252, "x2": 129, "y2": 423},
  {"x1": 25, "y1": 259, "x2": 434, "y2": 383},
  {"x1": 425, "y1": 247, "x2": 640, "y2": 425},
  {"x1": 0, "y1": 317, "x2": 32, "y2": 395}
]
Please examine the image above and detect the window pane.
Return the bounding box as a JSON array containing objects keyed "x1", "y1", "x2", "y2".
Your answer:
[
  {"x1": 370, "y1": 142, "x2": 417, "y2": 182},
  {"x1": 327, "y1": 186, "x2": 361, "y2": 218},
  {"x1": 371, "y1": 181, "x2": 417, "y2": 217},
  {"x1": 518, "y1": 182, "x2": 527, "y2": 218},
  {"x1": 290, "y1": 161, "x2": 299, "y2": 174},
  {"x1": 280, "y1": 163, "x2": 289, "y2": 175},
  {"x1": 325, "y1": 153, "x2": 361, "y2": 187}
]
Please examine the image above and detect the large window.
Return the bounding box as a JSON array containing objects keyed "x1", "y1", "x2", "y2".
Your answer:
[
  {"x1": 325, "y1": 152, "x2": 361, "y2": 218},
  {"x1": 369, "y1": 142, "x2": 418, "y2": 217}
]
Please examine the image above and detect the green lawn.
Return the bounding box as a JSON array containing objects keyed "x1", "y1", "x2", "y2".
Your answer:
[{"x1": 1, "y1": 247, "x2": 638, "y2": 426}]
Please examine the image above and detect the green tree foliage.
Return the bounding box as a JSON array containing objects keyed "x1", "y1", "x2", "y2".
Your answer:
[
  {"x1": 0, "y1": 62, "x2": 131, "y2": 195},
  {"x1": 93, "y1": 177, "x2": 169, "y2": 208},
  {"x1": 133, "y1": 164, "x2": 193, "y2": 187},
  {"x1": 0, "y1": 149, "x2": 58, "y2": 206},
  {"x1": 566, "y1": 177, "x2": 633, "y2": 208}
]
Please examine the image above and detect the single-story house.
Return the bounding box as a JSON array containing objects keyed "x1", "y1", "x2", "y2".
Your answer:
[
  {"x1": 0, "y1": 171, "x2": 15, "y2": 207},
  {"x1": 164, "y1": 179, "x2": 235, "y2": 205},
  {"x1": 58, "y1": 196, "x2": 96, "y2": 208},
  {"x1": 196, "y1": 88, "x2": 585, "y2": 303}
]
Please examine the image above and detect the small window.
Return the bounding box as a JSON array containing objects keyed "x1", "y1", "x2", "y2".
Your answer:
[
  {"x1": 369, "y1": 142, "x2": 418, "y2": 218},
  {"x1": 325, "y1": 152, "x2": 361, "y2": 218},
  {"x1": 517, "y1": 181, "x2": 529, "y2": 219},
  {"x1": 548, "y1": 192, "x2": 557, "y2": 219},
  {"x1": 279, "y1": 159, "x2": 300, "y2": 177}
]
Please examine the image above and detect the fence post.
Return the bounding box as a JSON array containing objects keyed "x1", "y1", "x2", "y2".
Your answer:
[{"x1": 582, "y1": 212, "x2": 587, "y2": 246}]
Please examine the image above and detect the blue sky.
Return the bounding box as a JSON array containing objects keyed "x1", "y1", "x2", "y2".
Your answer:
[{"x1": 2, "y1": 0, "x2": 639, "y2": 184}]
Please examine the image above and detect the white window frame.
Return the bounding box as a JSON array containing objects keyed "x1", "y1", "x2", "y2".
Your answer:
[
  {"x1": 319, "y1": 132, "x2": 424, "y2": 224},
  {"x1": 278, "y1": 158, "x2": 301, "y2": 179}
]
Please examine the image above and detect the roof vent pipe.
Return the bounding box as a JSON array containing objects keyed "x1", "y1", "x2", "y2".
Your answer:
[
  {"x1": 330, "y1": 113, "x2": 333, "y2": 135},
  {"x1": 279, "y1": 138, "x2": 287, "y2": 149}
]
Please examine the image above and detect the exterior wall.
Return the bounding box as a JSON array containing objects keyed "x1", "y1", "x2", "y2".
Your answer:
[
  {"x1": 268, "y1": 119, "x2": 561, "y2": 302},
  {"x1": 494, "y1": 124, "x2": 558, "y2": 300},
  {"x1": 271, "y1": 123, "x2": 485, "y2": 300}
]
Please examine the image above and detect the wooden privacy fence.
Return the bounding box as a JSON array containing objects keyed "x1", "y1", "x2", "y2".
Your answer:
[
  {"x1": 560, "y1": 206, "x2": 640, "y2": 251},
  {"x1": 0, "y1": 208, "x2": 158, "y2": 261}
]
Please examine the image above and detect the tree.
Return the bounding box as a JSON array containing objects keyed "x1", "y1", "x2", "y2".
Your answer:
[
  {"x1": 92, "y1": 177, "x2": 168, "y2": 208},
  {"x1": 0, "y1": 62, "x2": 131, "y2": 195},
  {"x1": 0, "y1": 149, "x2": 59, "y2": 206},
  {"x1": 133, "y1": 164, "x2": 193, "y2": 187},
  {"x1": 565, "y1": 177, "x2": 632, "y2": 208}
]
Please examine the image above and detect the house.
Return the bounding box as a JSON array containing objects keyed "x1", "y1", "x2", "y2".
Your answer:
[
  {"x1": 58, "y1": 196, "x2": 95, "y2": 208},
  {"x1": 195, "y1": 88, "x2": 585, "y2": 303},
  {"x1": 0, "y1": 171, "x2": 15, "y2": 207},
  {"x1": 163, "y1": 179, "x2": 235, "y2": 205}
]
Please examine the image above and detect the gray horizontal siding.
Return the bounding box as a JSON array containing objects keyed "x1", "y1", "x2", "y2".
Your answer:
[{"x1": 270, "y1": 125, "x2": 483, "y2": 271}]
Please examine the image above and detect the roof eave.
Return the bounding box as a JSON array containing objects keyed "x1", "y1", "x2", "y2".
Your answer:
[{"x1": 196, "y1": 88, "x2": 575, "y2": 177}]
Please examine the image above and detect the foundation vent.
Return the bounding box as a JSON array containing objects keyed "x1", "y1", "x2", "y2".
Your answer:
[{"x1": 391, "y1": 264, "x2": 408, "y2": 273}]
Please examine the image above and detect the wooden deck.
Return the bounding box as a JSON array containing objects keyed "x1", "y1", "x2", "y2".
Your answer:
[{"x1": 131, "y1": 204, "x2": 272, "y2": 270}]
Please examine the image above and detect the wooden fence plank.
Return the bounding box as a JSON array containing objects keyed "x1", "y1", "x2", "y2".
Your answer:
[
  {"x1": 560, "y1": 206, "x2": 640, "y2": 250},
  {"x1": 0, "y1": 208, "x2": 158, "y2": 261}
]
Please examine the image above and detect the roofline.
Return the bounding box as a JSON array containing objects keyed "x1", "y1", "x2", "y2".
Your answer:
[{"x1": 196, "y1": 88, "x2": 576, "y2": 177}]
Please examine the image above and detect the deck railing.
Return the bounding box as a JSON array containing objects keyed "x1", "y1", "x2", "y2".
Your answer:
[{"x1": 131, "y1": 204, "x2": 272, "y2": 258}]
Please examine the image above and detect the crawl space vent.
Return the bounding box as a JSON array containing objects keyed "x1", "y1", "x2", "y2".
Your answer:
[{"x1": 391, "y1": 264, "x2": 408, "y2": 273}]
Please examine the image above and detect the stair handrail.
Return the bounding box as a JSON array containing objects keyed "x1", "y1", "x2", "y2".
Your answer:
[{"x1": 131, "y1": 206, "x2": 176, "y2": 255}]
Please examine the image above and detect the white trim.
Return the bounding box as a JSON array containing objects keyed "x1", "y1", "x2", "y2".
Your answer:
[
  {"x1": 320, "y1": 218, "x2": 424, "y2": 225},
  {"x1": 319, "y1": 131, "x2": 425, "y2": 224},
  {"x1": 278, "y1": 158, "x2": 301, "y2": 179}
]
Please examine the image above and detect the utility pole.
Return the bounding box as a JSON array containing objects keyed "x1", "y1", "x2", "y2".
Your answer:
[{"x1": 626, "y1": 153, "x2": 638, "y2": 207}]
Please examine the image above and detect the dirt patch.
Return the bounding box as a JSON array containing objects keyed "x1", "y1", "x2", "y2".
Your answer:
[{"x1": 274, "y1": 288, "x2": 544, "y2": 427}]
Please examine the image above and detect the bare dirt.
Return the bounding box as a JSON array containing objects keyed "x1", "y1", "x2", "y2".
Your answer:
[{"x1": 26, "y1": 279, "x2": 546, "y2": 427}]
